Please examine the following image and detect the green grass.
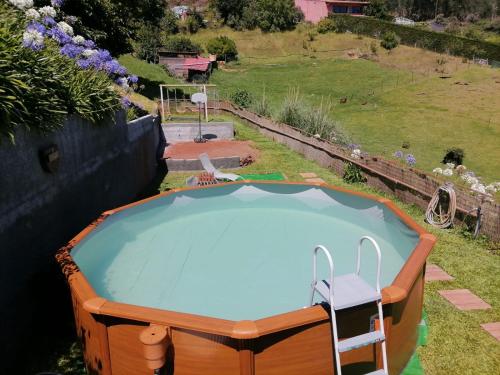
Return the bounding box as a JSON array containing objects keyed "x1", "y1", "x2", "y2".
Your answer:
[
  {"x1": 118, "y1": 54, "x2": 179, "y2": 100},
  {"x1": 162, "y1": 117, "x2": 500, "y2": 375},
  {"x1": 187, "y1": 28, "x2": 500, "y2": 184}
]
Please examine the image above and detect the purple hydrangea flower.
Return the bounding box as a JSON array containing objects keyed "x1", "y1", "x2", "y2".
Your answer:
[
  {"x1": 121, "y1": 96, "x2": 132, "y2": 108},
  {"x1": 42, "y1": 16, "x2": 57, "y2": 26},
  {"x1": 76, "y1": 58, "x2": 92, "y2": 69},
  {"x1": 128, "y1": 75, "x2": 139, "y2": 84},
  {"x1": 117, "y1": 65, "x2": 127, "y2": 76},
  {"x1": 51, "y1": 0, "x2": 64, "y2": 7},
  {"x1": 60, "y1": 43, "x2": 84, "y2": 58},
  {"x1": 48, "y1": 26, "x2": 72, "y2": 44},
  {"x1": 104, "y1": 59, "x2": 122, "y2": 74},
  {"x1": 348, "y1": 143, "x2": 360, "y2": 150},
  {"x1": 96, "y1": 49, "x2": 112, "y2": 62},
  {"x1": 27, "y1": 21, "x2": 47, "y2": 35},
  {"x1": 405, "y1": 154, "x2": 417, "y2": 166},
  {"x1": 23, "y1": 30, "x2": 45, "y2": 51},
  {"x1": 83, "y1": 39, "x2": 95, "y2": 49},
  {"x1": 394, "y1": 150, "x2": 403, "y2": 158}
]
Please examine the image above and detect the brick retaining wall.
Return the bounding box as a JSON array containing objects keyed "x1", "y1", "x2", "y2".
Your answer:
[{"x1": 217, "y1": 101, "x2": 499, "y2": 241}]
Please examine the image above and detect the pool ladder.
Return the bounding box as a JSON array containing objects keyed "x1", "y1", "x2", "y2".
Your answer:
[{"x1": 310, "y1": 236, "x2": 388, "y2": 375}]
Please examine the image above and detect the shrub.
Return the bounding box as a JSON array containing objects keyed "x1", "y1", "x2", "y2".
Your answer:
[
  {"x1": 317, "y1": 18, "x2": 336, "y2": 34},
  {"x1": 370, "y1": 40, "x2": 378, "y2": 55},
  {"x1": 343, "y1": 162, "x2": 366, "y2": 183},
  {"x1": 0, "y1": 4, "x2": 120, "y2": 142},
  {"x1": 442, "y1": 148, "x2": 465, "y2": 165},
  {"x1": 381, "y1": 31, "x2": 400, "y2": 50},
  {"x1": 163, "y1": 35, "x2": 203, "y2": 54},
  {"x1": 253, "y1": 0, "x2": 304, "y2": 32},
  {"x1": 277, "y1": 88, "x2": 350, "y2": 145},
  {"x1": 206, "y1": 36, "x2": 238, "y2": 61},
  {"x1": 329, "y1": 15, "x2": 500, "y2": 60},
  {"x1": 231, "y1": 89, "x2": 253, "y2": 108},
  {"x1": 253, "y1": 91, "x2": 271, "y2": 117},
  {"x1": 133, "y1": 25, "x2": 162, "y2": 63},
  {"x1": 364, "y1": 0, "x2": 390, "y2": 20}
]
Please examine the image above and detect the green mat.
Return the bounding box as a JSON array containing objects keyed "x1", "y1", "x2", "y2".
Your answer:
[
  {"x1": 239, "y1": 172, "x2": 286, "y2": 181},
  {"x1": 402, "y1": 311, "x2": 428, "y2": 375}
]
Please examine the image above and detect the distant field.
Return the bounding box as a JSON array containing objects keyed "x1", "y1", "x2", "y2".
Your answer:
[{"x1": 191, "y1": 28, "x2": 500, "y2": 183}]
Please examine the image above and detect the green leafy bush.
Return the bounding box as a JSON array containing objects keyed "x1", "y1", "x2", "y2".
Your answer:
[
  {"x1": 278, "y1": 89, "x2": 350, "y2": 145},
  {"x1": 253, "y1": 91, "x2": 271, "y2": 117},
  {"x1": 231, "y1": 89, "x2": 253, "y2": 108},
  {"x1": 364, "y1": 0, "x2": 390, "y2": 20},
  {"x1": 0, "y1": 4, "x2": 120, "y2": 142},
  {"x1": 442, "y1": 148, "x2": 465, "y2": 165},
  {"x1": 206, "y1": 36, "x2": 238, "y2": 61},
  {"x1": 317, "y1": 18, "x2": 336, "y2": 34},
  {"x1": 381, "y1": 31, "x2": 400, "y2": 50},
  {"x1": 163, "y1": 36, "x2": 203, "y2": 54},
  {"x1": 343, "y1": 162, "x2": 366, "y2": 184},
  {"x1": 330, "y1": 15, "x2": 500, "y2": 60}
]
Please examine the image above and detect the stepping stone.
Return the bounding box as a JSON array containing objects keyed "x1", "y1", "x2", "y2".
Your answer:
[
  {"x1": 439, "y1": 289, "x2": 491, "y2": 311},
  {"x1": 425, "y1": 264, "x2": 454, "y2": 282},
  {"x1": 305, "y1": 178, "x2": 326, "y2": 184},
  {"x1": 300, "y1": 172, "x2": 317, "y2": 178},
  {"x1": 481, "y1": 323, "x2": 500, "y2": 341}
]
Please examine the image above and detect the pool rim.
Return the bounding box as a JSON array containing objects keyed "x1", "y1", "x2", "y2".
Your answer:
[{"x1": 56, "y1": 180, "x2": 436, "y2": 340}]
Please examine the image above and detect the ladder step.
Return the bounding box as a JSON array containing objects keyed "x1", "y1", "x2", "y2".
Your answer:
[
  {"x1": 315, "y1": 274, "x2": 381, "y2": 310},
  {"x1": 364, "y1": 370, "x2": 387, "y2": 375},
  {"x1": 337, "y1": 330, "x2": 385, "y2": 353}
]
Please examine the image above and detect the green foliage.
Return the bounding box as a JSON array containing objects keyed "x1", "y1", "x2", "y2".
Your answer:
[
  {"x1": 163, "y1": 35, "x2": 203, "y2": 54},
  {"x1": 278, "y1": 89, "x2": 350, "y2": 145},
  {"x1": 61, "y1": 0, "x2": 166, "y2": 55},
  {"x1": 252, "y1": 0, "x2": 304, "y2": 32},
  {"x1": 381, "y1": 31, "x2": 400, "y2": 50},
  {"x1": 133, "y1": 25, "x2": 162, "y2": 63},
  {"x1": 343, "y1": 162, "x2": 366, "y2": 184},
  {"x1": 442, "y1": 148, "x2": 465, "y2": 165},
  {"x1": 370, "y1": 40, "x2": 379, "y2": 55},
  {"x1": 206, "y1": 36, "x2": 238, "y2": 61},
  {"x1": 230, "y1": 89, "x2": 253, "y2": 108},
  {"x1": 253, "y1": 90, "x2": 271, "y2": 117},
  {"x1": 0, "y1": 4, "x2": 120, "y2": 142},
  {"x1": 161, "y1": 9, "x2": 180, "y2": 35},
  {"x1": 364, "y1": 0, "x2": 390, "y2": 20},
  {"x1": 317, "y1": 18, "x2": 337, "y2": 34},
  {"x1": 330, "y1": 15, "x2": 500, "y2": 60},
  {"x1": 210, "y1": 0, "x2": 303, "y2": 32},
  {"x1": 179, "y1": 9, "x2": 205, "y2": 34}
]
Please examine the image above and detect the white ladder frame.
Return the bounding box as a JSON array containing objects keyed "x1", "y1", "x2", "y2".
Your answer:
[{"x1": 310, "y1": 236, "x2": 388, "y2": 375}]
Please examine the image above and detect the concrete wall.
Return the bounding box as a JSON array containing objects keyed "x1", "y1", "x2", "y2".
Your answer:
[
  {"x1": 162, "y1": 122, "x2": 234, "y2": 143},
  {"x1": 0, "y1": 112, "x2": 162, "y2": 372},
  {"x1": 218, "y1": 102, "x2": 500, "y2": 241}
]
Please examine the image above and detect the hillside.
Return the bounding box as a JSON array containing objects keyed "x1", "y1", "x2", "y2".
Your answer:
[{"x1": 189, "y1": 27, "x2": 500, "y2": 184}]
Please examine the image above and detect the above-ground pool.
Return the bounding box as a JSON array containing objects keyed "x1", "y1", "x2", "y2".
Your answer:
[{"x1": 58, "y1": 182, "x2": 436, "y2": 375}]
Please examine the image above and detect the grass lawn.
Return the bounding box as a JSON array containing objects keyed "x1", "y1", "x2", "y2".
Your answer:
[
  {"x1": 162, "y1": 118, "x2": 499, "y2": 374},
  {"x1": 188, "y1": 28, "x2": 500, "y2": 184}
]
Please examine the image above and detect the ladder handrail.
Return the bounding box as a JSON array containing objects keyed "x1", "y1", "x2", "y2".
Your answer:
[
  {"x1": 311, "y1": 245, "x2": 335, "y2": 303},
  {"x1": 356, "y1": 236, "x2": 382, "y2": 294}
]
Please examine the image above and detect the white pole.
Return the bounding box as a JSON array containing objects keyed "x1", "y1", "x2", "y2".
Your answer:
[
  {"x1": 203, "y1": 85, "x2": 209, "y2": 122},
  {"x1": 160, "y1": 85, "x2": 165, "y2": 122}
]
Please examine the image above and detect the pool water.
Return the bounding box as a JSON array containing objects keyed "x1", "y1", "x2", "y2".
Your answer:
[{"x1": 72, "y1": 184, "x2": 419, "y2": 321}]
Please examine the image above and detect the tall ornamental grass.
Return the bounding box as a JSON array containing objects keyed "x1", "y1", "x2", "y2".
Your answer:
[{"x1": 278, "y1": 88, "x2": 350, "y2": 145}]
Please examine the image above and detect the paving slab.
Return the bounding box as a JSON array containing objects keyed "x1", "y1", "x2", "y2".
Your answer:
[
  {"x1": 425, "y1": 264, "x2": 454, "y2": 282},
  {"x1": 300, "y1": 172, "x2": 317, "y2": 178},
  {"x1": 481, "y1": 322, "x2": 500, "y2": 341},
  {"x1": 439, "y1": 289, "x2": 491, "y2": 311},
  {"x1": 305, "y1": 178, "x2": 326, "y2": 184}
]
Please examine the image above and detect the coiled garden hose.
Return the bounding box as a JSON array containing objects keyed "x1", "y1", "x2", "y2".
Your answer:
[{"x1": 425, "y1": 183, "x2": 457, "y2": 229}]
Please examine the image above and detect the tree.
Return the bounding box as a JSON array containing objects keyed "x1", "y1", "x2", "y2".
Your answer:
[
  {"x1": 253, "y1": 0, "x2": 304, "y2": 32},
  {"x1": 380, "y1": 31, "x2": 400, "y2": 51},
  {"x1": 364, "y1": 0, "x2": 391, "y2": 20},
  {"x1": 58, "y1": 0, "x2": 166, "y2": 55},
  {"x1": 163, "y1": 36, "x2": 203, "y2": 54},
  {"x1": 209, "y1": 0, "x2": 252, "y2": 24},
  {"x1": 206, "y1": 36, "x2": 238, "y2": 61}
]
